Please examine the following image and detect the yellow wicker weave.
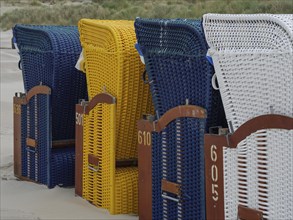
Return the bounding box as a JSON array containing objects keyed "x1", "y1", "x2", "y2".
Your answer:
[
  {"x1": 79, "y1": 19, "x2": 153, "y2": 214},
  {"x1": 82, "y1": 100, "x2": 139, "y2": 214},
  {"x1": 82, "y1": 104, "x2": 104, "y2": 208},
  {"x1": 79, "y1": 19, "x2": 153, "y2": 160}
]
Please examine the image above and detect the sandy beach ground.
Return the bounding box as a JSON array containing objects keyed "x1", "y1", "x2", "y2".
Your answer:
[{"x1": 0, "y1": 30, "x2": 138, "y2": 220}]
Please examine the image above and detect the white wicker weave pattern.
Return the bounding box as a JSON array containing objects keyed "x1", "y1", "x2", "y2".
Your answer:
[
  {"x1": 223, "y1": 146, "x2": 237, "y2": 219},
  {"x1": 203, "y1": 14, "x2": 293, "y2": 131},
  {"x1": 203, "y1": 14, "x2": 293, "y2": 51},
  {"x1": 223, "y1": 129, "x2": 293, "y2": 220}
]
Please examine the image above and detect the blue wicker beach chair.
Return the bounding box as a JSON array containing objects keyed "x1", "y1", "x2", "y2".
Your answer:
[
  {"x1": 135, "y1": 18, "x2": 225, "y2": 126},
  {"x1": 13, "y1": 25, "x2": 87, "y2": 188},
  {"x1": 135, "y1": 18, "x2": 226, "y2": 220}
]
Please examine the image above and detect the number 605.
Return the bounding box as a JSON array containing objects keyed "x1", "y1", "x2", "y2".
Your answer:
[{"x1": 211, "y1": 145, "x2": 218, "y2": 202}]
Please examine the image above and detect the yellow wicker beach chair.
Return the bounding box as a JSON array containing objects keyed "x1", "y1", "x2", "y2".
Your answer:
[{"x1": 76, "y1": 19, "x2": 153, "y2": 214}]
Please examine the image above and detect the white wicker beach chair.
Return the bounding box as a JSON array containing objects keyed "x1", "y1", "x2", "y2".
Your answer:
[
  {"x1": 222, "y1": 128, "x2": 293, "y2": 219},
  {"x1": 203, "y1": 14, "x2": 293, "y2": 131},
  {"x1": 203, "y1": 14, "x2": 293, "y2": 220}
]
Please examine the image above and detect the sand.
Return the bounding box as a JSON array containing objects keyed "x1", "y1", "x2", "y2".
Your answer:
[{"x1": 0, "y1": 30, "x2": 138, "y2": 220}]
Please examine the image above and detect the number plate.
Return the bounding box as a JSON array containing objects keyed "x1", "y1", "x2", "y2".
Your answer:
[
  {"x1": 138, "y1": 130, "x2": 151, "y2": 146},
  {"x1": 14, "y1": 104, "x2": 21, "y2": 115},
  {"x1": 204, "y1": 134, "x2": 225, "y2": 220}
]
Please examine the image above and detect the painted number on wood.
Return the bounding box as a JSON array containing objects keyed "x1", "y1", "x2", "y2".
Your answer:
[
  {"x1": 14, "y1": 104, "x2": 21, "y2": 115},
  {"x1": 76, "y1": 113, "x2": 83, "y2": 126},
  {"x1": 138, "y1": 130, "x2": 151, "y2": 146},
  {"x1": 211, "y1": 145, "x2": 218, "y2": 201}
]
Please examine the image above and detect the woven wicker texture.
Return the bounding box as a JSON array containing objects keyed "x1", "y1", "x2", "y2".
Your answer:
[
  {"x1": 50, "y1": 148, "x2": 75, "y2": 187},
  {"x1": 20, "y1": 93, "x2": 75, "y2": 188},
  {"x1": 223, "y1": 129, "x2": 293, "y2": 219},
  {"x1": 135, "y1": 18, "x2": 226, "y2": 219},
  {"x1": 78, "y1": 19, "x2": 153, "y2": 161},
  {"x1": 82, "y1": 101, "x2": 138, "y2": 214},
  {"x1": 13, "y1": 25, "x2": 88, "y2": 141},
  {"x1": 203, "y1": 14, "x2": 293, "y2": 131},
  {"x1": 21, "y1": 105, "x2": 28, "y2": 177},
  {"x1": 134, "y1": 18, "x2": 226, "y2": 128},
  {"x1": 152, "y1": 132, "x2": 163, "y2": 220},
  {"x1": 23, "y1": 94, "x2": 50, "y2": 185},
  {"x1": 79, "y1": 20, "x2": 152, "y2": 214},
  {"x1": 151, "y1": 118, "x2": 206, "y2": 220}
]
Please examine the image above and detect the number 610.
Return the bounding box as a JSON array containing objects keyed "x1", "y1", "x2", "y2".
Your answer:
[{"x1": 138, "y1": 130, "x2": 151, "y2": 146}]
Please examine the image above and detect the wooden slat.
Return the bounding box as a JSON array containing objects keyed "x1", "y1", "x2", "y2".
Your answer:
[
  {"x1": 238, "y1": 205, "x2": 263, "y2": 220},
  {"x1": 26, "y1": 85, "x2": 51, "y2": 103},
  {"x1": 155, "y1": 105, "x2": 207, "y2": 132},
  {"x1": 85, "y1": 93, "x2": 116, "y2": 115},
  {"x1": 161, "y1": 179, "x2": 181, "y2": 195},
  {"x1": 116, "y1": 159, "x2": 137, "y2": 167},
  {"x1": 26, "y1": 138, "x2": 36, "y2": 147},
  {"x1": 88, "y1": 154, "x2": 99, "y2": 166},
  {"x1": 13, "y1": 96, "x2": 22, "y2": 178},
  {"x1": 138, "y1": 119, "x2": 153, "y2": 220},
  {"x1": 75, "y1": 103, "x2": 84, "y2": 197},
  {"x1": 228, "y1": 114, "x2": 293, "y2": 148},
  {"x1": 52, "y1": 139, "x2": 75, "y2": 148},
  {"x1": 204, "y1": 134, "x2": 226, "y2": 220}
]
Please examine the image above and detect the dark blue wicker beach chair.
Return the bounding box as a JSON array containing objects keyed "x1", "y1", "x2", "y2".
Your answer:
[
  {"x1": 158, "y1": 117, "x2": 206, "y2": 220},
  {"x1": 13, "y1": 25, "x2": 87, "y2": 140},
  {"x1": 135, "y1": 18, "x2": 225, "y2": 127},
  {"x1": 13, "y1": 25, "x2": 87, "y2": 188},
  {"x1": 135, "y1": 18, "x2": 226, "y2": 219}
]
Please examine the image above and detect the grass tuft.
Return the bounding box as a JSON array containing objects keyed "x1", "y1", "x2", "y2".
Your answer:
[{"x1": 0, "y1": 0, "x2": 292, "y2": 30}]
